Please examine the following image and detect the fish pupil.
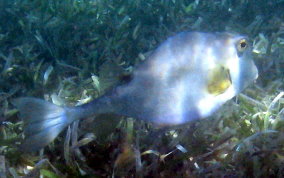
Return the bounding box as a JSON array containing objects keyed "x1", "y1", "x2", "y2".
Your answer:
[{"x1": 240, "y1": 41, "x2": 247, "y2": 48}]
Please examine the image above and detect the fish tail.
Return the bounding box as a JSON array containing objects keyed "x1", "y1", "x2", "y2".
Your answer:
[{"x1": 12, "y1": 97, "x2": 78, "y2": 152}]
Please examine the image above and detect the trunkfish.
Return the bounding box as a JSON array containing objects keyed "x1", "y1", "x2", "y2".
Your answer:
[{"x1": 13, "y1": 32, "x2": 258, "y2": 152}]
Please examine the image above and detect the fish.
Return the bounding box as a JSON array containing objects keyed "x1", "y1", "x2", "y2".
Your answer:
[{"x1": 13, "y1": 32, "x2": 258, "y2": 152}]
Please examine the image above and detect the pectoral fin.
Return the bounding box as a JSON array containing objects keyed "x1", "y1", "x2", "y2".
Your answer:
[{"x1": 207, "y1": 66, "x2": 232, "y2": 96}]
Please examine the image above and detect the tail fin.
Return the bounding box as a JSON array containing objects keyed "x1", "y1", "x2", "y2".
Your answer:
[{"x1": 13, "y1": 97, "x2": 77, "y2": 152}]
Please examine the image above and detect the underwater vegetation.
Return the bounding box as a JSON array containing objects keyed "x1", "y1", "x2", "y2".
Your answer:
[{"x1": 0, "y1": 0, "x2": 284, "y2": 177}]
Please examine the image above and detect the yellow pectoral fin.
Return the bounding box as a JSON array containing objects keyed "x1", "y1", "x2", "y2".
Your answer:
[{"x1": 207, "y1": 66, "x2": 232, "y2": 96}]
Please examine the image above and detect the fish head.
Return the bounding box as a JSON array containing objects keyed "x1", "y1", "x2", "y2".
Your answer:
[
  {"x1": 196, "y1": 32, "x2": 258, "y2": 118},
  {"x1": 227, "y1": 34, "x2": 258, "y2": 93}
]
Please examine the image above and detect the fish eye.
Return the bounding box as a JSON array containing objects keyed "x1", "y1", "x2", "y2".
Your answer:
[{"x1": 237, "y1": 39, "x2": 248, "y2": 52}]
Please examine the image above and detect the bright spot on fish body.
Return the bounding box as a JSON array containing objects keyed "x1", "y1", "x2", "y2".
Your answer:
[
  {"x1": 171, "y1": 80, "x2": 187, "y2": 123},
  {"x1": 225, "y1": 46, "x2": 241, "y2": 91},
  {"x1": 203, "y1": 47, "x2": 217, "y2": 70},
  {"x1": 197, "y1": 95, "x2": 216, "y2": 117},
  {"x1": 197, "y1": 83, "x2": 236, "y2": 117}
]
